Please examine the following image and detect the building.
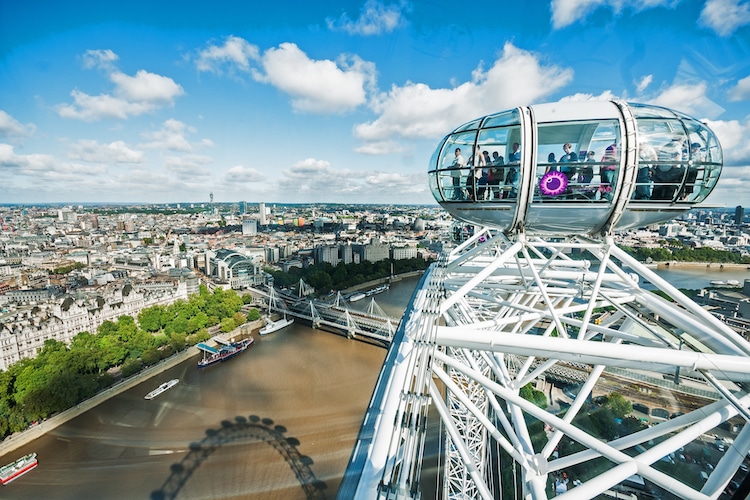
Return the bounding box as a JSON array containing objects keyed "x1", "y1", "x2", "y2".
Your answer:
[
  {"x1": 0, "y1": 281, "x2": 188, "y2": 371},
  {"x1": 736, "y1": 205, "x2": 744, "y2": 225},
  {"x1": 242, "y1": 217, "x2": 257, "y2": 235},
  {"x1": 313, "y1": 244, "x2": 340, "y2": 266},
  {"x1": 355, "y1": 238, "x2": 390, "y2": 263},
  {"x1": 391, "y1": 245, "x2": 418, "y2": 260},
  {"x1": 259, "y1": 202, "x2": 267, "y2": 226},
  {"x1": 205, "y1": 249, "x2": 266, "y2": 289}
]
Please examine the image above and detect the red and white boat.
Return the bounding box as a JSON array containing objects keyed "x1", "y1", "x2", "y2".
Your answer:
[{"x1": 1, "y1": 453, "x2": 38, "y2": 485}]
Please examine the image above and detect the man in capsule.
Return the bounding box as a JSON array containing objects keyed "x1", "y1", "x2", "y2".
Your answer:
[{"x1": 450, "y1": 147, "x2": 465, "y2": 200}]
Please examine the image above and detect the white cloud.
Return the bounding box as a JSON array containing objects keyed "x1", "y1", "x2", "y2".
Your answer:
[
  {"x1": 269, "y1": 157, "x2": 427, "y2": 202},
  {"x1": 550, "y1": 0, "x2": 676, "y2": 29},
  {"x1": 194, "y1": 38, "x2": 376, "y2": 114},
  {"x1": 647, "y1": 82, "x2": 724, "y2": 119},
  {"x1": 551, "y1": 0, "x2": 606, "y2": 29},
  {"x1": 56, "y1": 51, "x2": 184, "y2": 121},
  {"x1": 728, "y1": 74, "x2": 750, "y2": 101},
  {"x1": 164, "y1": 154, "x2": 214, "y2": 178},
  {"x1": 254, "y1": 43, "x2": 376, "y2": 113},
  {"x1": 355, "y1": 140, "x2": 406, "y2": 155},
  {"x1": 704, "y1": 117, "x2": 750, "y2": 166},
  {"x1": 355, "y1": 43, "x2": 572, "y2": 141},
  {"x1": 693, "y1": 115, "x2": 750, "y2": 213},
  {"x1": 560, "y1": 90, "x2": 619, "y2": 102},
  {"x1": 636, "y1": 74, "x2": 653, "y2": 94},
  {"x1": 110, "y1": 70, "x2": 184, "y2": 104},
  {"x1": 81, "y1": 49, "x2": 118, "y2": 70},
  {"x1": 0, "y1": 143, "x2": 56, "y2": 173},
  {"x1": 220, "y1": 165, "x2": 266, "y2": 184},
  {"x1": 140, "y1": 119, "x2": 197, "y2": 152},
  {"x1": 0, "y1": 143, "x2": 106, "y2": 179},
  {"x1": 0, "y1": 110, "x2": 34, "y2": 137},
  {"x1": 700, "y1": 0, "x2": 750, "y2": 37},
  {"x1": 327, "y1": 0, "x2": 407, "y2": 35},
  {"x1": 195, "y1": 35, "x2": 260, "y2": 74},
  {"x1": 69, "y1": 140, "x2": 145, "y2": 163}
]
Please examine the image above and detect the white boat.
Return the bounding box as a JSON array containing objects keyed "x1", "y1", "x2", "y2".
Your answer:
[
  {"x1": 710, "y1": 279, "x2": 741, "y2": 287},
  {"x1": 349, "y1": 292, "x2": 366, "y2": 302},
  {"x1": 365, "y1": 284, "x2": 390, "y2": 297},
  {"x1": 259, "y1": 316, "x2": 294, "y2": 335},
  {"x1": 1, "y1": 453, "x2": 38, "y2": 485},
  {"x1": 144, "y1": 379, "x2": 179, "y2": 400}
]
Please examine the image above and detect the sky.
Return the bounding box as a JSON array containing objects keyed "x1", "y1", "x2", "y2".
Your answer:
[{"x1": 1, "y1": 0, "x2": 750, "y2": 207}]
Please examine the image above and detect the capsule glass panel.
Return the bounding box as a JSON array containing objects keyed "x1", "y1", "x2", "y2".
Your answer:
[
  {"x1": 430, "y1": 131, "x2": 477, "y2": 202},
  {"x1": 429, "y1": 101, "x2": 723, "y2": 236},
  {"x1": 475, "y1": 122, "x2": 522, "y2": 202}
]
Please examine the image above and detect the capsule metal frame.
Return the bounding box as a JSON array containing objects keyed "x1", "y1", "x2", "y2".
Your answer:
[{"x1": 428, "y1": 100, "x2": 723, "y2": 236}]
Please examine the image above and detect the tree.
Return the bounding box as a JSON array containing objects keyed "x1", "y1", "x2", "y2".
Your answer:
[
  {"x1": 121, "y1": 358, "x2": 143, "y2": 378},
  {"x1": 605, "y1": 392, "x2": 632, "y2": 419},
  {"x1": 246, "y1": 308, "x2": 261, "y2": 321},
  {"x1": 232, "y1": 311, "x2": 247, "y2": 326},
  {"x1": 138, "y1": 306, "x2": 166, "y2": 332},
  {"x1": 141, "y1": 348, "x2": 161, "y2": 366},
  {"x1": 519, "y1": 383, "x2": 548, "y2": 409},
  {"x1": 221, "y1": 317, "x2": 236, "y2": 333}
]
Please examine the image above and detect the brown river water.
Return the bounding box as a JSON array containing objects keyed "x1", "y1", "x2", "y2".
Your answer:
[{"x1": 0, "y1": 277, "x2": 420, "y2": 499}]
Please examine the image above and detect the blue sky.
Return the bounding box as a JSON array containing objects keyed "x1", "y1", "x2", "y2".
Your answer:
[{"x1": 1, "y1": 0, "x2": 750, "y2": 207}]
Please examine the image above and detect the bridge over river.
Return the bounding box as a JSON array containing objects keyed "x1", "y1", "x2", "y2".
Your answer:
[{"x1": 250, "y1": 285, "x2": 400, "y2": 346}]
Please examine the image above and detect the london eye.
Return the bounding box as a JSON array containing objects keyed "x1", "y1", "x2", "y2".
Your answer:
[{"x1": 341, "y1": 101, "x2": 750, "y2": 499}]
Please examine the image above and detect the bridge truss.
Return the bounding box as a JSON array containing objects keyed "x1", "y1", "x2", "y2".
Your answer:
[
  {"x1": 341, "y1": 227, "x2": 750, "y2": 499},
  {"x1": 263, "y1": 286, "x2": 397, "y2": 344}
]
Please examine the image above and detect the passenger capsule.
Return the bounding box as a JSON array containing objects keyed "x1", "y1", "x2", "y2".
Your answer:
[{"x1": 427, "y1": 101, "x2": 723, "y2": 235}]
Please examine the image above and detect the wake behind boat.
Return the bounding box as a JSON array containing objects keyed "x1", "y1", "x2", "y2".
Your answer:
[
  {"x1": 144, "y1": 379, "x2": 179, "y2": 400},
  {"x1": 1, "y1": 453, "x2": 38, "y2": 485},
  {"x1": 197, "y1": 337, "x2": 253, "y2": 368},
  {"x1": 259, "y1": 316, "x2": 294, "y2": 335}
]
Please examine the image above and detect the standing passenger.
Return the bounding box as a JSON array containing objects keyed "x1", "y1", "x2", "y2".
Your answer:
[
  {"x1": 679, "y1": 142, "x2": 702, "y2": 200},
  {"x1": 580, "y1": 151, "x2": 595, "y2": 184},
  {"x1": 559, "y1": 143, "x2": 578, "y2": 182},
  {"x1": 599, "y1": 144, "x2": 617, "y2": 200},
  {"x1": 490, "y1": 152, "x2": 505, "y2": 199},
  {"x1": 450, "y1": 147, "x2": 465, "y2": 200},
  {"x1": 469, "y1": 145, "x2": 486, "y2": 201},
  {"x1": 635, "y1": 141, "x2": 657, "y2": 200}
]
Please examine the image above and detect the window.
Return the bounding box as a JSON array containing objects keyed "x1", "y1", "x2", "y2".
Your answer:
[{"x1": 534, "y1": 120, "x2": 620, "y2": 202}]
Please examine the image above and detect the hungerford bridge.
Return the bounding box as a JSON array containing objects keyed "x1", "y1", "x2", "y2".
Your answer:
[
  {"x1": 261, "y1": 284, "x2": 399, "y2": 346},
  {"x1": 331, "y1": 102, "x2": 749, "y2": 500}
]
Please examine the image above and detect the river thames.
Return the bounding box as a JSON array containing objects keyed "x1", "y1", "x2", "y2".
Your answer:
[
  {"x1": 1, "y1": 266, "x2": 747, "y2": 499},
  {"x1": 0, "y1": 278, "x2": 421, "y2": 500}
]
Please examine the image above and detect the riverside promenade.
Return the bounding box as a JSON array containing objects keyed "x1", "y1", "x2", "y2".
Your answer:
[{"x1": 657, "y1": 260, "x2": 750, "y2": 270}]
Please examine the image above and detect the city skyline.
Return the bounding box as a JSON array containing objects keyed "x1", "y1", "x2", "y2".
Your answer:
[{"x1": 2, "y1": 1, "x2": 750, "y2": 206}]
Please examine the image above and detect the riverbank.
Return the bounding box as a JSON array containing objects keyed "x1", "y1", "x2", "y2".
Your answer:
[
  {"x1": 0, "y1": 318, "x2": 265, "y2": 459},
  {"x1": 341, "y1": 270, "x2": 424, "y2": 294},
  {"x1": 656, "y1": 261, "x2": 750, "y2": 270},
  {"x1": 0, "y1": 347, "x2": 199, "y2": 459}
]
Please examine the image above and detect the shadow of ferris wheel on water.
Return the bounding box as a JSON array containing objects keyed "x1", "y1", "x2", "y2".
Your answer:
[{"x1": 150, "y1": 415, "x2": 327, "y2": 500}]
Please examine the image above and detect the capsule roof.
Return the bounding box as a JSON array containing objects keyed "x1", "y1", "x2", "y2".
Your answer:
[{"x1": 428, "y1": 100, "x2": 722, "y2": 235}]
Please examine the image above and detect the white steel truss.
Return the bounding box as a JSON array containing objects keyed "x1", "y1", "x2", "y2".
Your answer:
[{"x1": 346, "y1": 227, "x2": 750, "y2": 500}]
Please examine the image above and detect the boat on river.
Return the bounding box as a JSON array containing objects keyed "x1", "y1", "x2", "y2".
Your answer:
[
  {"x1": 1, "y1": 453, "x2": 38, "y2": 485},
  {"x1": 259, "y1": 316, "x2": 294, "y2": 335},
  {"x1": 144, "y1": 379, "x2": 179, "y2": 400},
  {"x1": 197, "y1": 337, "x2": 253, "y2": 368},
  {"x1": 349, "y1": 292, "x2": 366, "y2": 302},
  {"x1": 365, "y1": 284, "x2": 390, "y2": 297},
  {"x1": 710, "y1": 279, "x2": 741, "y2": 287}
]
